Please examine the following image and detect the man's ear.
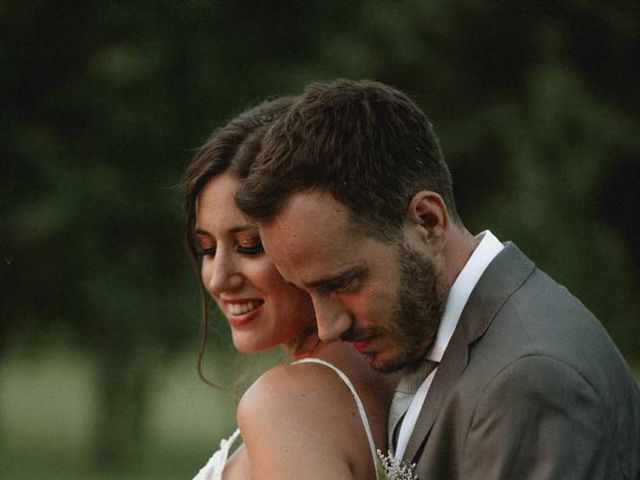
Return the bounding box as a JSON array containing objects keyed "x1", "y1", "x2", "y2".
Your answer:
[{"x1": 406, "y1": 191, "x2": 449, "y2": 247}]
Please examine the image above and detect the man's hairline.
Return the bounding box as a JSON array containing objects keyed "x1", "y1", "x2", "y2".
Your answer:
[{"x1": 250, "y1": 186, "x2": 405, "y2": 246}]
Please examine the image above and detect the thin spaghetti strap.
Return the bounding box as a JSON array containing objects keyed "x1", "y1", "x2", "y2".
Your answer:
[{"x1": 293, "y1": 357, "x2": 380, "y2": 477}]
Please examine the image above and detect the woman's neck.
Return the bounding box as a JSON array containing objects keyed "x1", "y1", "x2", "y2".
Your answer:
[{"x1": 285, "y1": 328, "x2": 323, "y2": 360}]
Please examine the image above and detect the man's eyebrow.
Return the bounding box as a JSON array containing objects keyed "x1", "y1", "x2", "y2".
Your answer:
[{"x1": 304, "y1": 265, "x2": 367, "y2": 291}]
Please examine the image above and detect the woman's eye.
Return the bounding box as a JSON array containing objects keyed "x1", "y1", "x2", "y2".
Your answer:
[
  {"x1": 196, "y1": 246, "x2": 216, "y2": 258},
  {"x1": 236, "y1": 239, "x2": 264, "y2": 255}
]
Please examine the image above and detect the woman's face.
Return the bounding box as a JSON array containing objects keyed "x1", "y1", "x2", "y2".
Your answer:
[{"x1": 194, "y1": 172, "x2": 316, "y2": 353}]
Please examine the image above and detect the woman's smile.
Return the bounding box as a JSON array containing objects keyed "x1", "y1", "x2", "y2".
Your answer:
[{"x1": 225, "y1": 299, "x2": 264, "y2": 316}]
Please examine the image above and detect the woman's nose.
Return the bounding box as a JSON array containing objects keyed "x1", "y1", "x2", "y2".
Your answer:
[{"x1": 203, "y1": 250, "x2": 243, "y2": 295}]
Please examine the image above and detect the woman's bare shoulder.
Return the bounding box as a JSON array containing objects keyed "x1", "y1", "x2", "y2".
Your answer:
[
  {"x1": 238, "y1": 361, "x2": 355, "y2": 423},
  {"x1": 236, "y1": 362, "x2": 359, "y2": 479}
]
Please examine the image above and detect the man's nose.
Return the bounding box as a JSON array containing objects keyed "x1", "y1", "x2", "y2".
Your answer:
[{"x1": 312, "y1": 296, "x2": 352, "y2": 343}]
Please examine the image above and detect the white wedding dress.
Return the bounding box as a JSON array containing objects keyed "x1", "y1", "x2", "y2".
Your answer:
[{"x1": 192, "y1": 357, "x2": 381, "y2": 479}]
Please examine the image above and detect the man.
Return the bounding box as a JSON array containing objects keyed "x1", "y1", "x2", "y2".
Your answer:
[{"x1": 236, "y1": 80, "x2": 640, "y2": 478}]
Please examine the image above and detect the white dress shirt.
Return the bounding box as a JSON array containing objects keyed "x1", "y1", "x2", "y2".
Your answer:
[{"x1": 394, "y1": 230, "x2": 504, "y2": 460}]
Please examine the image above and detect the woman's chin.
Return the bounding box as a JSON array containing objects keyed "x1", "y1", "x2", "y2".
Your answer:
[{"x1": 232, "y1": 336, "x2": 279, "y2": 354}]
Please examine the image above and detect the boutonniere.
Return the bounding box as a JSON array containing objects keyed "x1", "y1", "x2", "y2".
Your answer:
[{"x1": 376, "y1": 449, "x2": 418, "y2": 480}]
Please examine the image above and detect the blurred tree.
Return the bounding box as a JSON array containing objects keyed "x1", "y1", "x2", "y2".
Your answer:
[{"x1": 2, "y1": 0, "x2": 638, "y2": 470}]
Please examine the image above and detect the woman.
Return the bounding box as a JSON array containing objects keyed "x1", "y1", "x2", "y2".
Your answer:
[{"x1": 185, "y1": 97, "x2": 396, "y2": 480}]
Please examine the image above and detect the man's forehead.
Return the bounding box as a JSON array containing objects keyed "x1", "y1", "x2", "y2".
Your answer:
[
  {"x1": 259, "y1": 191, "x2": 359, "y2": 279},
  {"x1": 282, "y1": 189, "x2": 349, "y2": 222},
  {"x1": 262, "y1": 191, "x2": 351, "y2": 239}
]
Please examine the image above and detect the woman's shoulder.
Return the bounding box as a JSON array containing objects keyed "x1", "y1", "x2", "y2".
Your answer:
[
  {"x1": 238, "y1": 360, "x2": 355, "y2": 422},
  {"x1": 236, "y1": 361, "x2": 361, "y2": 478}
]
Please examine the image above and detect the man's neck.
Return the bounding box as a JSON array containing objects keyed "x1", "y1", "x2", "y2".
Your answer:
[{"x1": 442, "y1": 224, "x2": 480, "y2": 293}]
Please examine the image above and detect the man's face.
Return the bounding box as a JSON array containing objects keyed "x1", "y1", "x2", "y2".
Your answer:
[{"x1": 259, "y1": 190, "x2": 447, "y2": 373}]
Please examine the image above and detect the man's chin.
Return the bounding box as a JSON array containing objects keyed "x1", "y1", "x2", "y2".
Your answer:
[
  {"x1": 364, "y1": 351, "x2": 410, "y2": 374},
  {"x1": 363, "y1": 346, "x2": 427, "y2": 374}
]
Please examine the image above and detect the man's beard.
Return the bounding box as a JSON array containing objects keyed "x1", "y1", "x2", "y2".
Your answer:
[
  {"x1": 342, "y1": 241, "x2": 447, "y2": 374},
  {"x1": 384, "y1": 241, "x2": 447, "y2": 373}
]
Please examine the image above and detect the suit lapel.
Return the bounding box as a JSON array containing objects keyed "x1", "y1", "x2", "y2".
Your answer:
[{"x1": 403, "y1": 243, "x2": 535, "y2": 462}]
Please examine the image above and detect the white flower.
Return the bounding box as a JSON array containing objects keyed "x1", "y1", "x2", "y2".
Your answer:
[{"x1": 376, "y1": 449, "x2": 419, "y2": 480}]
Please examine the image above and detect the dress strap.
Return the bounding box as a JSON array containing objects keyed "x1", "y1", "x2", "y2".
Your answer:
[
  {"x1": 293, "y1": 357, "x2": 380, "y2": 477},
  {"x1": 192, "y1": 428, "x2": 241, "y2": 480}
]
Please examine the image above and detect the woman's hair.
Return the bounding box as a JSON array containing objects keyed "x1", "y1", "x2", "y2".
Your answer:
[{"x1": 183, "y1": 97, "x2": 296, "y2": 385}]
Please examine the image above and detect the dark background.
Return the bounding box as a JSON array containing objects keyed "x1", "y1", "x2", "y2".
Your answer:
[{"x1": 2, "y1": 1, "x2": 639, "y2": 478}]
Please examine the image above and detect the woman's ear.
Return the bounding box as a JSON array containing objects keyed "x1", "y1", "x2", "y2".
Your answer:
[{"x1": 406, "y1": 191, "x2": 449, "y2": 246}]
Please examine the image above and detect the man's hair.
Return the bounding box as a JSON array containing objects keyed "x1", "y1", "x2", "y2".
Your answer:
[{"x1": 235, "y1": 79, "x2": 460, "y2": 242}]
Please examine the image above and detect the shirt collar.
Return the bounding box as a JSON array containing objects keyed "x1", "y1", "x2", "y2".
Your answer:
[{"x1": 426, "y1": 230, "x2": 504, "y2": 362}]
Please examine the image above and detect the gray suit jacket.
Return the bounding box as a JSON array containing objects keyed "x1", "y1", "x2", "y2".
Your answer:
[{"x1": 407, "y1": 243, "x2": 640, "y2": 479}]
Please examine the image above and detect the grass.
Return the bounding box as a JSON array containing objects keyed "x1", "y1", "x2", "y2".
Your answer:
[{"x1": 0, "y1": 344, "x2": 279, "y2": 480}]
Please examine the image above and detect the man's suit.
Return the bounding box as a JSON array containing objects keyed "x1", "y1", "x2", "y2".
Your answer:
[{"x1": 407, "y1": 243, "x2": 640, "y2": 479}]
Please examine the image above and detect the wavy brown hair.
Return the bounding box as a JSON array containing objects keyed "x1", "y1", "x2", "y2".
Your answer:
[{"x1": 183, "y1": 97, "x2": 295, "y2": 385}]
